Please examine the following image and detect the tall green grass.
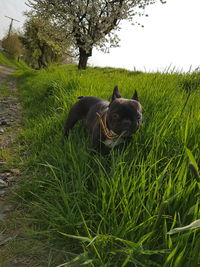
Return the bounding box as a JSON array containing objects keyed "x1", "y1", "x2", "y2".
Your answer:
[
  {"x1": 0, "y1": 51, "x2": 29, "y2": 69},
  {"x1": 16, "y1": 64, "x2": 200, "y2": 266}
]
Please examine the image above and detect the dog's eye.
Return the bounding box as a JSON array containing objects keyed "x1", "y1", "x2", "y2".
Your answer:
[
  {"x1": 137, "y1": 113, "x2": 142, "y2": 121},
  {"x1": 112, "y1": 113, "x2": 119, "y2": 120}
]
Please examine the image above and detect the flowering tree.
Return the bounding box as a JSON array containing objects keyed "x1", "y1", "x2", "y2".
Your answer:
[
  {"x1": 2, "y1": 32, "x2": 23, "y2": 59},
  {"x1": 21, "y1": 17, "x2": 74, "y2": 68},
  {"x1": 27, "y1": 0, "x2": 166, "y2": 69}
]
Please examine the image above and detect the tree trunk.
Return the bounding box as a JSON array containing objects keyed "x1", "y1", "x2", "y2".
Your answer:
[
  {"x1": 38, "y1": 44, "x2": 47, "y2": 69},
  {"x1": 78, "y1": 47, "x2": 92, "y2": 70},
  {"x1": 38, "y1": 54, "x2": 46, "y2": 69}
]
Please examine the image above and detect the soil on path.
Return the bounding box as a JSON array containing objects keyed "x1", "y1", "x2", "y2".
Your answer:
[
  {"x1": 0, "y1": 64, "x2": 21, "y2": 218},
  {"x1": 0, "y1": 65, "x2": 36, "y2": 267}
]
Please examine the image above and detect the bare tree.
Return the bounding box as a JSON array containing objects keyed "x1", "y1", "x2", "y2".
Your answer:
[{"x1": 27, "y1": 0, "x2": 166, "y2": 69}]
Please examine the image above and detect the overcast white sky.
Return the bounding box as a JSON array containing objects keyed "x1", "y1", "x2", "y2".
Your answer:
[{"x1": 0, "y1": 0, "x2": 200, "y2": 72}]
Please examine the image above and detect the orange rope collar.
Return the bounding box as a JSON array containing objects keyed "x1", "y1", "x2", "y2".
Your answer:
[{"x1": 96, "y1": 112, "x2": 119, "y2": 140}]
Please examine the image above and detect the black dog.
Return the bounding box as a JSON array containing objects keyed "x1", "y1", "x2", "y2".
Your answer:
[{"x1": 64, "y1": 86, "x2": 142, "y2": 151}]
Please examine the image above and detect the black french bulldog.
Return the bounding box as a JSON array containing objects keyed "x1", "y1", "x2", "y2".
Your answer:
[{"x1": 64, "y1": 86, "x2": 142, "y2": 151}]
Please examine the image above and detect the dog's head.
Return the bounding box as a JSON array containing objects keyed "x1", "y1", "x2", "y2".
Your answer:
[{"x1": 107, "y1": 86, "x2": 142, "y2": 137}]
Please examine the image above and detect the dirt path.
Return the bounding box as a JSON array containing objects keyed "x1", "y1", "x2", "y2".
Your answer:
[
  {"x1": 0, "y1": 65, "x2": 35, "y2": 267},
  {"x1": 0, "y1": 64, "x2": 21, "y2": 212}
]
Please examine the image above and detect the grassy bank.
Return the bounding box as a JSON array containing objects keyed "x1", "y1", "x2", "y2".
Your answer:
[
  {"x1": 15, "y1": 64, "x2": 200, "y2": 266},
  {"x1": 0, "y1": 51, "x2": 29, "y2": 69}
]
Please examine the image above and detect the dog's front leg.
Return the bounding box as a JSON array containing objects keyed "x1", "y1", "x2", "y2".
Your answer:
[{"x1": 90, "y1": 127, "x2": 108, "y2": 154}]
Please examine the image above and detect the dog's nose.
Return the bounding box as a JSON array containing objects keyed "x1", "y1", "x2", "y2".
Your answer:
[{"x1": 123, "y1": 120, "x2": 132, "y2": 130}]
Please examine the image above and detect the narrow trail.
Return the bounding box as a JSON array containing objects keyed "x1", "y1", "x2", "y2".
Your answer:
[
  {"x1": 0, "y1": 65, "x2": 35, "y2": 267},
  {"x1": 0, "y1": 64, "x2": 21, "y2": 218}
]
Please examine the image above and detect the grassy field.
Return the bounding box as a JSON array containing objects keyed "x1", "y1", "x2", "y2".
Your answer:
[
  {"x1": 0, "y1": 51, "x2": 29, "y2": 69},
  {"x1": 7, "y1": 60, "x2": 200, "y2": 266}
]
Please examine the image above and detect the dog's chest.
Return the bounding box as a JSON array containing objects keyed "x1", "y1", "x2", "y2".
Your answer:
[{"x1": 103, "y1": 135, "x2": 125, "y2": 148}]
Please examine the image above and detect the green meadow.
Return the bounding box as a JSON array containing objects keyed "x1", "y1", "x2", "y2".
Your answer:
[
  {"x1": 3, "y1": 58, "x2": 200, "y2": 265},
  {"x1": 0, "y1": 51, "x2": 29, "y2": 69}
]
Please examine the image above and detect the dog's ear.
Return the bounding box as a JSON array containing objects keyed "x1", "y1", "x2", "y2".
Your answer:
[
  {"x1": 111, "y1": 86, "x2": 121, "y2": 102},
  {"x1": 132, "y1": 90, "x2": 139, "y2": 101}
]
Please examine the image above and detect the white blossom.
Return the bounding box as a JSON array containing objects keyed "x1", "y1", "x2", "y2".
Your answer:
[{"x1": 26, "y1": 0, "x2": 165, "y2": 68}]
